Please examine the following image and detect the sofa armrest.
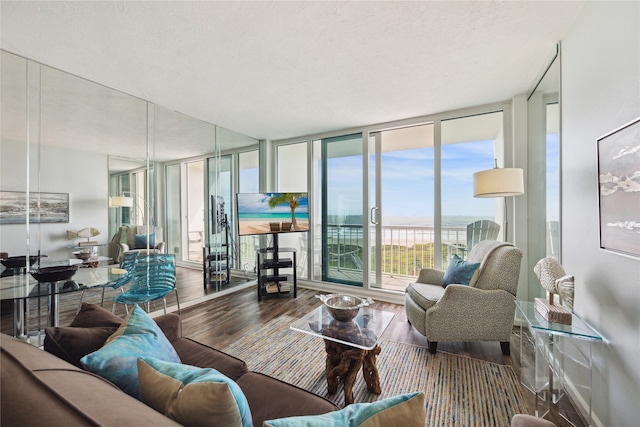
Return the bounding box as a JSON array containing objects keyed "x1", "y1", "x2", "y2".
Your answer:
[
  {"x1": 416, "y1": 268, "x2": 445, "y2": 285},
  {"x1": 155, "y1": 242, "x2": 165, "y2": 253},
  {"x1": 120, "y1": 242, "x2": 131, "y2": 252},
  {"x1": 154, "y1": 313, "x2": 182, "y2": 342}
]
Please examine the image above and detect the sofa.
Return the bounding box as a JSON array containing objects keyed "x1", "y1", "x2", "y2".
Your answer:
[{"x1": 1, "y1": 303, "x2": 339, "y2": 426}]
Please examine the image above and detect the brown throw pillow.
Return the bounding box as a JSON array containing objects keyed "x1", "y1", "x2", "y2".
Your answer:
[
  {"x1": 44, "y1": 326, "x2": 118, "y2": 367},
  {"x1": 70, "y1": 303, "x2": 123, "y2": 328}
]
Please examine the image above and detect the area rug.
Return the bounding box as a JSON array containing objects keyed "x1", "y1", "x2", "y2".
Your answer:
[{"x1": 222, "y1": 316, "x2": 528, "y2": 426}]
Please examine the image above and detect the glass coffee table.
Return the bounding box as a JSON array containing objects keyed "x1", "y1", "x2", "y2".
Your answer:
[{"x1": 291, "y1": 305, "x2": 395, "y2": 405}]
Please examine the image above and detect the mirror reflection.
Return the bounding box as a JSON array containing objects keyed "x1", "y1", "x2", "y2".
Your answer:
[
  {"x1": 526, "y1": 45, "x2": 560, "y2": 297},
  {"x1": 1, "y1": 49, "x2": 258, "y2": 337}
]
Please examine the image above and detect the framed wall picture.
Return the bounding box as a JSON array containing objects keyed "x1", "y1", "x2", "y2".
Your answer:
[
  {"x1": 597, "y1": 116, "x2": 640, "y2": 258},
  {"x1": 0, "y1": 191, "x2": 70, "y2": 224}
]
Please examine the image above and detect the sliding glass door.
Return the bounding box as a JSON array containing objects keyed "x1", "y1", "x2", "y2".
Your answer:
[
  {"x1": 319, "y1": 134, "x2": 363, "y2": 286},
  {"x1": 165, "y1": 160, "x2": 205, "y2": 264},
  {"x1": 185, "y1": 160, "x2": 205, "y2": 263},
  {"x1": 369, "y1": 124, "x2": 434, "y2": 290}
]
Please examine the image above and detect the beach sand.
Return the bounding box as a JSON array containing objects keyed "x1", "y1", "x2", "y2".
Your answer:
[{"x1": 239, "y1": 220, "x2": 309, "y2": 235}]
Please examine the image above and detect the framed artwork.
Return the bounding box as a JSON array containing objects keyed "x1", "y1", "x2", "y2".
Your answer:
[
  {"x1": 0, "y1": 191, "x2": 69, "y2": 224},
  {"x1": 597, "y1": 116, "x2": 640, "y2": 258}
]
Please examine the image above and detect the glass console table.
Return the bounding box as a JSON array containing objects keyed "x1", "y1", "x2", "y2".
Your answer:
[{"x1": 515, "y1": 300, "x2": 603, "y2": 426}]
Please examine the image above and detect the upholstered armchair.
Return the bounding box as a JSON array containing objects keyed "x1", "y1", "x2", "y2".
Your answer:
[
  {"x1": 109, "y1": 225, "x2": 165, "y2": 263},
  {"x1": 405, "y1": 240, "x2": 523, "y2": 354}
]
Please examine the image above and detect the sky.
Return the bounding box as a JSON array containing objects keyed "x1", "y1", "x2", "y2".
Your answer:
[{"x1": 235, "y1": 133, "x2": 561, "y2": 226}]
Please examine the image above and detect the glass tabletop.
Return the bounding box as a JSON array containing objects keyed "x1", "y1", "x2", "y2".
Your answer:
[
  {"x1": 515, "y1": 300, "x2": 603, "y2": 341},
  {"x1": 290, "y1": 305, "x2": 395, "y2": 350},
  {"x1": 0, "y1": 266, "x2": 127, "y2": 301}
]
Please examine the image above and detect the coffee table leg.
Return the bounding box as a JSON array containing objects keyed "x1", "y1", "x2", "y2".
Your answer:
[
  {"x1": 325, "y1": 340, "x2": 341, "y2": 394},
  {"x1": 362, "y1": 345, "x2": 382, "y2": 394},
  {"x1": 324, "y1": 340, "x2": 366, "y2": 405}
]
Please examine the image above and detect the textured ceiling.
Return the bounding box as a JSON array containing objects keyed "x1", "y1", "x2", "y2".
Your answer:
[{"x1": 0, "y1": 1, "x2": 583, "y2": 142}]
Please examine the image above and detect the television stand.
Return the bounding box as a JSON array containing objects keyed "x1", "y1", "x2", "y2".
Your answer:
[
  {"x1": 203, "y1": 218, "x2": 230, "y2": 290},
  {"x1": 256, "y1": 233, "x2": 297, "y2": 301}
]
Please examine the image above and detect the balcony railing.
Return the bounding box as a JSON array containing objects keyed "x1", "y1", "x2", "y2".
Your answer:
[
  {"x1": 237, "y1": 223, "x2": 470, "y2": 287},
  {"x1": 325, "y1": 224, "x2": 467, "y2": 278}
]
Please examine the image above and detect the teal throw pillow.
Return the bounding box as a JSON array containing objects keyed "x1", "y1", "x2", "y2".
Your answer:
[
  {"x1": 138, "y1": 357, "x2": 253, "y2": 427},
  {"x1": 134, "y1": 233, "x2": 155, "y2": 249},
  {"x1": 264, "y1": 392, "x2": 425, "y2": 427},
  {"x1": 442, "y1": 254, "x2": 480, "y2": 288},
  {"x1": 80, "y1": 305, "x2": 181, "y2": 399}
]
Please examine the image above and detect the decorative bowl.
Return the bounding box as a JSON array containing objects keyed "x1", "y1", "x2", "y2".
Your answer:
[
  {"x1": 1, "y1": 255, "x2": 42, "y2": 270},
  {"x1": 316, "y1": 293, "x2": 374, "y2": 321},
  {"x1": 30, "y1": 265, "x2": 78, "y2": 283},
  {"x1": 73, "y1": 250, "x2": 93, "y2": 260}
]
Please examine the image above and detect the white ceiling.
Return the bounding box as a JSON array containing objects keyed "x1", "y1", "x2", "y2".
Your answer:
[{"x1": 0, "y1": 1, "x2": 582, "y2": 143}]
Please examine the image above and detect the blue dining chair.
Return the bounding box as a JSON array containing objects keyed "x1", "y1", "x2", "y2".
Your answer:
[
  {"x1": 76, "y1": 251, "x2": 139, "y2": 312},
  {"x1": 112, "y1": 253, "x2": 180, "y2": 315}
]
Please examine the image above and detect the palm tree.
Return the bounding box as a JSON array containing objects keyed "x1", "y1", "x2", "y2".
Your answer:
[{"x1": 267, "y1": 193, "x2": 306, "y2": 231}]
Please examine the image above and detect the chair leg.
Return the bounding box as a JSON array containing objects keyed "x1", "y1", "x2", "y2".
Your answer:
[
  {"x1": 162, "y1": 297, "x2": 167, "y2": 315},
  {"x1": 500, "y1": 341, "x2": 510, "y2": 355},
  {"x1": 428, "y1": 341, "x2": 438, "y2": 354},
  {"x1": 112, "y1": 302, "x2": 129, "y2": 315},
  {"x1": 174, "y1": 289, "x2": 181, "y2": 315},
  {"x1": 100, "y1": 288, "x2": 106, "y2": 307}
]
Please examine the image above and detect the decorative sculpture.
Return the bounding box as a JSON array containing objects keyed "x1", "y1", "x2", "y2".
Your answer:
[
  {"x1": 533, "y1": 257, "x2": 574, "y2": 324},
  {"x1": 67, "y1": 227, "x2": 101, "y2": 246}
]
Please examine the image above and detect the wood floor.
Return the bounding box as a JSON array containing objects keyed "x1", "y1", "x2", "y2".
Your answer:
[{"x1": 0, "y1": 266, "x2": 584, "y2": 427}]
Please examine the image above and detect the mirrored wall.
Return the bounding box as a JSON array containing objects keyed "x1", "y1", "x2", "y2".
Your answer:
[
  {"x1": 0, "y1": 49, "x2": 258, "y2": 306},
  {"x1": 527, "y1": 44, "x2": 561, "y2": 297}
]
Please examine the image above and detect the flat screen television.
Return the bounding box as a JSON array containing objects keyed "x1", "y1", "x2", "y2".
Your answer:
[{"x1": 236, "y1": 192, "x2": 309, "y2": 236}]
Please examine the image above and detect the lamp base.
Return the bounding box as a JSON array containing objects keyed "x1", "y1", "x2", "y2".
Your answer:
[{"x1": 534, "y1": 297, "x2": 572, "y2": 325}]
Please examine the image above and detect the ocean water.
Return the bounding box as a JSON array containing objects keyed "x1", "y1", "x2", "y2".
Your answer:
[{"x1": 326, "y1": 215, "x2": 494, "y2": 228}]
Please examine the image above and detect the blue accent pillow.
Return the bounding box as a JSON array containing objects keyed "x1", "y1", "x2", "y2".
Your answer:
[
  {"x1": 134, "y1": 233, "x2": 155, "y2": 249},
  {"x1": 80, "y1": 305, "x2": 181, "y2": 400},
  {"x1": 137, "y1": 357, "x2": 253, "y2": 427},
  {"x1": 442, "y1": 254, "x2": 480, "y2": 288},
  {"x1": 264, "y1": 392, "x2": 425, "y2": 427}
]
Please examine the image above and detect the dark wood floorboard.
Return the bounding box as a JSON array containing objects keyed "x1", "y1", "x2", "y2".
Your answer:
[{"x1": 1, "y1": 266, "x2": 584, "y2": 427}]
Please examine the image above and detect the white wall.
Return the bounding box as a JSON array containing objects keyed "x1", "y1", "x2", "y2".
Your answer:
[
  {"x1": 562, "y1": 2, "x2": 640, "y2": 425},
  {"x1": 1, "y1": 141, "x2": 109, "y2": 260}
]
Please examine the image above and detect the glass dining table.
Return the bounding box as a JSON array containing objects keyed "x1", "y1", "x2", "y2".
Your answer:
[{"x1": 0, "y1": 263, "x2": 126, "y2": 342}]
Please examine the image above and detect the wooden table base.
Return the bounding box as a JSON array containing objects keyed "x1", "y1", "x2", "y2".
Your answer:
[{"x1": 324, "y1": 339, "x2": 382, "y2": 405}]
